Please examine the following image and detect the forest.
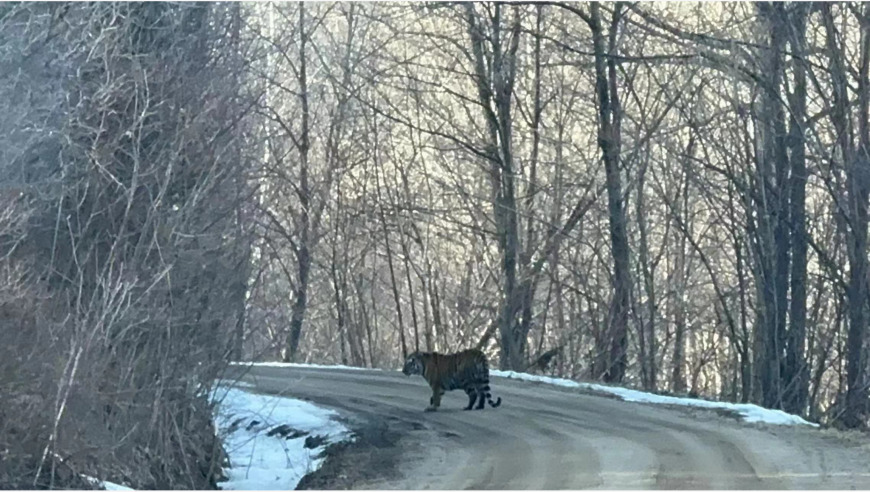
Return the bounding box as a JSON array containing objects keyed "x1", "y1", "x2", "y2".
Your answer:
[{"x1": 1, "y1": 1, "x2": 869, "y2": 488}]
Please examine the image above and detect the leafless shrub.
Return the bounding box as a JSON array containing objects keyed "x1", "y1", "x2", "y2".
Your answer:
[{"x1": 0, "y1": 2, "x2": 256, "y2": 488}]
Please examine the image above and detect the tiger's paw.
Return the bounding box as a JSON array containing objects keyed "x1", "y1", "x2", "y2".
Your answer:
[{"x1": 424, "y1": 406, "x2": 437, "y2": 412}]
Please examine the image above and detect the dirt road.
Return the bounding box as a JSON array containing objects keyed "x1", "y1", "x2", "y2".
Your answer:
[{"x1": 232, "y1": 365, "x2": 870, "y2": 489}]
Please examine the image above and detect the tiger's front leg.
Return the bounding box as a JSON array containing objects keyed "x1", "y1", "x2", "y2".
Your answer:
[{"x1": 426, "y1": 387, "x2": 444, "y2": 412}]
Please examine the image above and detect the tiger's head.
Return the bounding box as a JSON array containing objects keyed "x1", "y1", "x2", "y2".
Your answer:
[{"x1": 402, "y1": 352, "x2": 424, "y2": 376}]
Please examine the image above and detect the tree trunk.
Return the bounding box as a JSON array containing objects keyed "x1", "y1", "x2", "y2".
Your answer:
[
  {"x1": 283, "y1": 4, "x2": 311, "y2": 362},
  {"x1": 590, "y1": 3, "x2": 630, "y2": 383},
  {"x1": 375, "y1": 163, "x2": 408, "y2": 359},
  {"x1": 750, "y1": 2, "x2": 790, "y2": 407},
  {"x1": 284, "y1": 249, "x2": 309, "y2": 362},
  {"x1": 824, "y1": 3, "x2": 870, "y2": 428},
  {"x1": 637, "y1": 148, "x2": 657, "y2": 391},
  {"x1": 671, "y1": 173, "x2": 688, "y2": 393},
  {"x1": 783, "y1": 3, "x2": 810, "y2": 415},
  {"x1": 399, "y1": 227, "x2": 421, "y2": 353},
  {"x1": 730, "y1": 183, "x2": 752, "y2": 402},
  {"x1": 331, "y1": 239, "x2": 349, "y2": 366},
  {"x1": 464, "y1": 3, "x2": 524, "y2": 369}
]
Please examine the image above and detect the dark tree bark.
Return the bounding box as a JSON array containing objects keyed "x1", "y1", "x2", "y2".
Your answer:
[
  {"x1": 589, "y1": 2, "x2": 630, "y2": 383},
  {"x1": 783, "y1": 3, "x2": 810, "y2": 415},
  {"x1": 464, "y1": 3, "x2": 525, "y2": 369},
  {"x1": 824, "y1": 3, "x2": 870, "y2": 428},
  {"x1": 671, "y1": 171, "x2": 689, "y2": 394},
  {"x1": 331, "y1": 237, "x2": 349, "y2": 366},
  {"x1": 517, "y1": 4, "x2": 546, "y2": 372},
  {"x1": 750, "y1": 2, "x2": 790, "y2": 408},
  {"x1": 375, "y1": 161, "x2": 408, "y2": 359},
  {"x1": 283, "y1": 3, "x2": 312, "y2": 362},
  {"x1": 729, "y1": 183, "x2": 753, "y2": 403},
  {"x1": 635, "y1": 141, "x2": 660, "y2": 391}
]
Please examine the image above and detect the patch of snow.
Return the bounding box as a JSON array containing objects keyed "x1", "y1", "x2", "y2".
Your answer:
[
  {"x1": 212, "y1": 386, "x2": 353, "y2": 490},
  {"x1": 491, "y1": 370, "x2": 817, "y2": 427},
  {"x1": 83, "y1": 475, "x2": 134, "y2": 491},
  {"x1": 215, "y1": 379, "x2": 256, "y2": 390},
  {"x1": 230, "y1": 361, "x2": 368, "y2": 371},
  {"x1": 196, "y1": 379, "x2": 255, "y2": 399},
  {"x1": 102, "y1": 480, "x2": 135, "y2": 491},
  {"x1": 492, "y1": 370, "x2": 582, "y2": 389}
]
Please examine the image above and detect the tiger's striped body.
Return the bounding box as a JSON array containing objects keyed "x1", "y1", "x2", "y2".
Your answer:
[{"x1": 402, "y1": 349, "x2": 502, "y2": 412}]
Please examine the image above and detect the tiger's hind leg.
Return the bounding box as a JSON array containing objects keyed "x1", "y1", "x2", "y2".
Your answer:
[
  {"x1": 475, "y1": 382, "x2": 488, "y2": 409},
  {"x1": 463, "y1": 387, "x2": 477, "y2": 410}
]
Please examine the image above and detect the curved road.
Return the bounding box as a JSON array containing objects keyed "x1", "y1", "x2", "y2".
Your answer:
[{"x1": 234, "y1": 365, "x2": 870, "y2": 489}]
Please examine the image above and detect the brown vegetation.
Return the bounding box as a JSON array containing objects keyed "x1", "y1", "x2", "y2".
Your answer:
[{"x1": 5, "y1": 2, "x2": 870, "y2": 488}]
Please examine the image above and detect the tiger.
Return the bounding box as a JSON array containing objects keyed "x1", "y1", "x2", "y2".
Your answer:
[{"x1": 401, "y1": 348, "x2": 502, "y2": 412}]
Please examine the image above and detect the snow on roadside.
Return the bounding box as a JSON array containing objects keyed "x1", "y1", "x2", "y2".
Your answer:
[
  {"x1": 491, "y1": 370, "x2": 584, "y2": 389},
  {"x1": 215, "y1": 379, "x2": 256, "y2": 389},
  {"x1": 212, "y1": 385, "x2": 353, "y2": 490},
  {"x1": 83, "y1": 475, "x2": 133, "y2": 491},
  {"x1": 230, "y1": 361, "x2": 814, "y2": 427},
  {"x1": 491, "y1": 370, "x2": 817, "y2": 427},
  {"x1": 101, "y1": 481, "x2": 134, "y2": 491},
  {"x1": 230, "y1": 361, "x2": 368, "y2": 371}
]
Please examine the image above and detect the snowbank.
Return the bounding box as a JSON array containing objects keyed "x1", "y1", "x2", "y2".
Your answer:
[
  {"x1": 212, "y1": 386, "x2": 353, "y2": 490},
  {"x1": 230, "y1": 361, "x2": 367, "y2": 371},
  {"x1": 491, "y1": 370, "x2": 817, "y2": 427},
  {"x1": 229, "y1": 361, "x2": 815, "y2": 427},
  {"x1": 492, "y1": 370, "x2": 584, "y2": 389},
  {"x1": 215, "y1": 379, "x2": 255, "y2": 389},
  {"x1": 83, "y1": 475, "x2": 133, "y2": 491}
]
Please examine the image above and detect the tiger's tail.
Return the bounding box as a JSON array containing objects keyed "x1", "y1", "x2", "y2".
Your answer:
[
  {"x1": 479, "y1": 357, "x2": 501, "y2": 408},
  {"x1": 482, "y1": 381, "x2": 502, "y2": 408}
]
